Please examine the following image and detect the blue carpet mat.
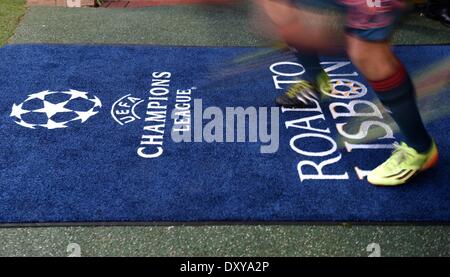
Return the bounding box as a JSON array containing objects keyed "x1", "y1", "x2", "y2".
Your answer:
[{"x1": 0, "y1": 44, "x2": 449, "y2": 224}]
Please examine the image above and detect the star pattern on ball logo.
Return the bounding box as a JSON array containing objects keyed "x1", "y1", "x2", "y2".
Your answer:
[
  {"x1": 10, "y1": 89, "x2": 102, "y2": 129},
  {"x1": 325, "y1": 79, "x2": 368, "y2": 99}
]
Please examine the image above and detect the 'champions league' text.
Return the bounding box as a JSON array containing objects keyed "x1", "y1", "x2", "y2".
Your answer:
[
  {"x1": 136, "y1": 71, "x2": 193, "y2": 159},
  {"x1": 137, "y1": 71, "x2": 172, "y2": 159}
]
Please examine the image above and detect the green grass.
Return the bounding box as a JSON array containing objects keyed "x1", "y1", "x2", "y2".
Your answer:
[{"x1": 0, "y1": 0, "x2": 26, "y2": 46}]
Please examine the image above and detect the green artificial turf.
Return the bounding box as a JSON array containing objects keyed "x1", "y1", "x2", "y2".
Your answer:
[
  {"x1": 0, "y1": 0, "x2": 26, "y2": 46},
  {"x1": 9, "y1": 6, "x2": 450, "y2": 46},
  {"x1": 0, "y1": 225, "x2": 449, "y2": 257}
]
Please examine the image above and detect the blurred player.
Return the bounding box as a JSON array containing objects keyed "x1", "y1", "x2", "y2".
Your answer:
[
  {"x1": 255, "y1": 0, "x2": 439, "y2": 186},
  {"x1": 424, "y1": 0, "x2": 450, "y2": 27}
]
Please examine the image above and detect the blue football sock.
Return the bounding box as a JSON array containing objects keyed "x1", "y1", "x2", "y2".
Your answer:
[{"x1": 369, "y1": 63, "x2": 433, "y2": 153}]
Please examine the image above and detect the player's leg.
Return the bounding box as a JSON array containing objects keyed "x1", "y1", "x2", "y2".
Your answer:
[
  {"x1": 255, "y1": 0, "x2": 344, "y2": 50},
  {"x1": 255, "y1": 0, "x2": 341, "y2": 107},
  {"x1": 346, "y1": 35, "x2": 438, "y2": 186},
  {"x1": 275, "y1": 50, "x2": 331, "y2": 108}
]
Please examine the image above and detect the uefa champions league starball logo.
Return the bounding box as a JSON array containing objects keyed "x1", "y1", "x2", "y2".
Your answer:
[
  {"x1": 325, "y1": 79, "x2": 368, "y2": 99},
  {"x1": 10, "y1": 89, "x2": 102, "y2": 129}
]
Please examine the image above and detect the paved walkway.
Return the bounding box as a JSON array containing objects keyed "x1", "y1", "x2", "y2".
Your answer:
[{"x1": 101, "y1": 0, "x2": 235, "y2": 8}]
